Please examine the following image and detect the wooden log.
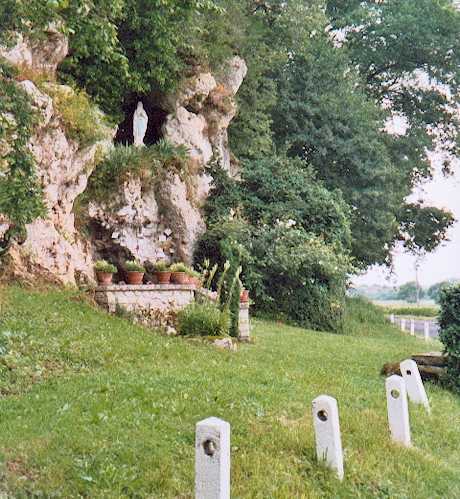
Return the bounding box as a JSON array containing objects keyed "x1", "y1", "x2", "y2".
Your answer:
[
  {"x1": 411, "y1": 352, "x2": 447, "y2": 367},
  {"x1": 381, "y1": 359, "x2": 446, "y2": 382}
]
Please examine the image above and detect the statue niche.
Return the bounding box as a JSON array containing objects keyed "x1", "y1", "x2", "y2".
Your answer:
[
  {"x1": 114, "y1": 97, "x2": 169, "y2": 146},
  {"x1": 133, "y1": 101, "x2": 148, "y2": 146}
]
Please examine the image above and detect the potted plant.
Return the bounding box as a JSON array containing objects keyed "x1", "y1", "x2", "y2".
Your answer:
[
  {"x1": 154, "y1": 261, "x2": 171, "y2": 284},
  {"x1": 170, "y1": 262, "x2": 189, "y2": 284},
  {"x1": 125, "y1": 260, "x2": 146, "y2": 285},
  {"x1": 187, "y1": 268, "x2": 202, "y2": 287},
  {"x1": 240, "y1": 288, "x2": 249, "y2": 303},
  {"x1": 94, "y1": 260, "x2": 117, "y2": 285}
]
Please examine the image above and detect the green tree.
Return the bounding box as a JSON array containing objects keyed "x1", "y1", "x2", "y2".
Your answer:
[
  {"x1": 428, "y1": 280, "x2": 460, "y2": 304},
  {"x1": 397, "y1": 281, "x2": 425, "y2": 303},
  {"x1": 326, "y1": 0, "x2": 460, "y2": 172}
]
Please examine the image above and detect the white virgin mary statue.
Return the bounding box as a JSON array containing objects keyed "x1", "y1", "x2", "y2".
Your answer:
[{"x1": 133, "y1": 101, "x2": 148, "y2": 147}]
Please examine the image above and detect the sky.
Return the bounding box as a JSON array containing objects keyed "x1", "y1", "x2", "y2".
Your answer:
[{"x1": 354, "y1": 154, "x2": 460, "y2": 288}]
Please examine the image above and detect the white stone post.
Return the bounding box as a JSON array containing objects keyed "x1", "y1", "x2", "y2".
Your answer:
[
  {"x1": 424, "y1": 321, "x2": 430, "y2": 342},
  {"x1": 410, "y1": 319, "x2": 415, "y2": 336},
  {"x1": 390, "y1": 313, "x2": 395, "y2": 324},
  {"x1": 385, "y1": 375, "x2": 411, "y2": 447},
  {"x1": 400, "y1": 318, "x2": 406, "y2": 333},
  {"x1": 312, "y1": 395, "x2": 344, "y2": 480},
  {"x1": 238, "y1": 302, "x2": 250, "y2": 342},
  {"x1": 400, "y1": 359, "x2": 430, "y2": 413},
  {"x1": 195, "y1": 417, "x2": 230, "y2": 499}
]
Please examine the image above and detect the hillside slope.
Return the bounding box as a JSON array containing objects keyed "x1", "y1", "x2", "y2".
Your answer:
[{"x1": 0, "y1": 287, "x2": 459, "y2": 497}]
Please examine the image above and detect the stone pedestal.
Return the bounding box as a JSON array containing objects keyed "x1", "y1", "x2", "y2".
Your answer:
[{"x1": 238, "y1": 302, "x2": 250, "y2": 342}]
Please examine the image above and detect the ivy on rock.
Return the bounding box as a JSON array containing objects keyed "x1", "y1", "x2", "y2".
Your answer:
[{"x1": 0, "y1": 60, "x2": 45, "y2": 253}]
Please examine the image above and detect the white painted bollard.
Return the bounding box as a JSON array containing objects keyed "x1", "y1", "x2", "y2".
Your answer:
[
  {"x1": 195, "y1": 417, "x2": 230, "y2": 499},
  {"x1": 400, "y1": 359, "x2": 430, "y2": 413},
  {"x1": 312, "y1": 395, "x2": 344, "y2": 480},
  {"x1": 385, "y1": 375, "x2": 411, "y2": 447},
  {"x1": 390, "y1": 313, "x2": 395, "y2": 324},
  {"x1": 400, "y1": 318, "x2": 406, "y2": 332},
  {"x1": 424, "y1": 321, "x2": 430, "y2": 342},
  {"x1": 410, "y1": 319, "x2": 415, "y2": 336}
]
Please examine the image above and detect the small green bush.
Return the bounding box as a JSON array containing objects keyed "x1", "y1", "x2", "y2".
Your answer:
[
  {"x1": 176, "y1": 302, "x2": 230, "y2": 337},
  {"x1": 153, "y1": 261, "x2": 170, "y2": 272},
  {"x1": 44, "y1": 84, "x2": 109, "y2": 147},
  {"x1": 170, "y1": 262, "x2": 188, "y2": 273},
  {"x1": 438, "y1": 285, "x2": 460, "y2": 393},
  {"x1": 94, "y1": 260, "x2": 117, "y2": 273},
  {"x1": 125, "y1": 260, "x2": 145, "y2": 272}
]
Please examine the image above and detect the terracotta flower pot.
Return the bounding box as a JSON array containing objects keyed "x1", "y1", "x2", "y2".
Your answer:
[
  {"x1": 96, "y1": 271, "x2": 114, "y2": 286},
  {"x1": 189, "y1": 276, "x2": 201, "y2": 287},
  {"x1": 240, "y1": 289, "x2": 249, "y2": 303},
  {"x1": 155, "y1": 271, "x2": 171, "y2": 284},
  {"x1": 126, "y1": 271, "x2": 144, "y2": 285},
  {"x1": 171, "y1": 271, "x2": 188, "y2": 284}
]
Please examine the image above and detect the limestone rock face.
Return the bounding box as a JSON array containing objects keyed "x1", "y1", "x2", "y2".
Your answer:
[
  {"x1": 90, "y1": 57, "x2": 247, "y2": 266},
  {"x1": 1, "y1": 27, "x2": 246, "y2": 283},
  {"x1": 1, "y1": 31, "x2": 113, "y2": 284},
  {"x1": 0, "y1": 26, "x2": 68, "y2": 76}
]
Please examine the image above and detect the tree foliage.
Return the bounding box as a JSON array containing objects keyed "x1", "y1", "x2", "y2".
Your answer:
[{"x1": 396, "y1": 281, "x2": 424, "y2": 303}]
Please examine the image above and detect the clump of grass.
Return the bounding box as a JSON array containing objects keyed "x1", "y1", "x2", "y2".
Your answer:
[
  {"x1": 343, "y1": 296, "x2": 388, "y2": 336},
  {"x1": 176, "y1": 301, "x2": 229, "y2": 336},
  {"x1": 83, "y1": 140, "x2": 190, "y2": 205}
]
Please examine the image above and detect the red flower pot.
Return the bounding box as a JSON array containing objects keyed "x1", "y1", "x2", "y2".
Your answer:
[
  {"x1": 126, "y1": 271, "x2": 144, "y2": 285},
  {"x1": 155, "y1": 271, "x2": 171, "y2": 284},
  {"x1": 171, "y1": 272, "x2": 188, "y2": 284},
  {"x1": 96, "y1": 271, "x2": 114, "y2": 286},
  {"x1": 189, "y1": 276, "x2": 201, "y2": 287}
]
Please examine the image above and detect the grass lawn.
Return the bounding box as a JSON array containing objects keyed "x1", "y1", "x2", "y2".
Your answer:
[{"x1": 0, "y1": 286, "x2": 459, "y2": 498}]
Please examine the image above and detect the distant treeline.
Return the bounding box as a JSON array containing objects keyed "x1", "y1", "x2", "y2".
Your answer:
[{"x1": 352, "y1": 279, "x2": 460, "y2": 304}]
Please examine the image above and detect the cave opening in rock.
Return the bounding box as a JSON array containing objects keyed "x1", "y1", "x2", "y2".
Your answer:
[{"x1": 114, "y1": 94, "x2": 168, "y2": 146}]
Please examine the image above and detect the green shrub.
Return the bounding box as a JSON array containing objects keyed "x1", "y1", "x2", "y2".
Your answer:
[
  {"x1": 176, "y1": 302, "x2": 230, "y2": 337},
  {"x1": 125, "y1": 260, "x2": 145, "y2": 272},
  {"x1": 196, "y1": 221, "x2": 352, "y2": 333},
  {"x1": 43, "y1": 84, "x2": 109, "y2": 147},
  {"x1": 94, "y1": 260, "x2": 117, "y2": 273},
  {"x1": 438, "y1": 285, "x2": 460, "y2": 393}
]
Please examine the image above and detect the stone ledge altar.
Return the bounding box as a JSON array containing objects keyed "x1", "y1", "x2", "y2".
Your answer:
[
  {"x1": 95, "y1": 284, "x2": 251, "y2": 341},
  {"x1": 95, "y1": 284, "x2": 196, "y2": 313}
]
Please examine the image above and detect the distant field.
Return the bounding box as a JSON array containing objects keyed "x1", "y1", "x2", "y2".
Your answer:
[
  {"x1": 373, "y1": 300, "x2": 439, "y2": 318},
  {"x1": 373, "y1": 299, "x2": 438, "y2": 308}
]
